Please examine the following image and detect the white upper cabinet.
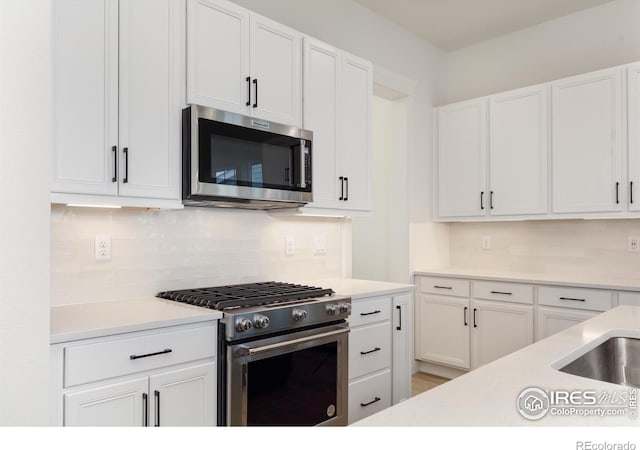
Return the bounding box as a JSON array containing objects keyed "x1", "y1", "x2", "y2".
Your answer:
[
  {"x1": 551, "y1": 67, "x2": 623, "y2": 214},
  {"x1": 628, "y1": 63, "x2": 640, "y2": 212},
  {"x1": 187, "y1": 0, "x2": 249, "y2": 115},
  {"x1": 436, "y1": 98, "x2": 487, "y2": 218},
  {"x1": 187, "y1": 0, "x2": 302, "y2": 127},
  {"x1": 52, "y1": 0, "x2": 118, "y2": 196},
  {"x1": 302, "y1": 38, "x2": 372, "y2": 213},
  {"x1": 489, "y1": 85, "x2": 548, "y2": 216},
  {"x1": 52, "y1": 0, "x2": 184, "y2": 205}
]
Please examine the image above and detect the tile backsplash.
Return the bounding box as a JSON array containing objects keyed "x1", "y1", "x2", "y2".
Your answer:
[
  {"x1": 449, "y1": 219, "x2": 640, "y2": 279},
  {"x1": 51, "y1": 205, "x2": 347, "y2": 306}
]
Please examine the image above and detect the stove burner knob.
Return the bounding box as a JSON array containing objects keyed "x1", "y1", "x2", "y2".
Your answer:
[
  {"x1": 236, "y1": 318, "x2": 253, "y2": 333},
  {"x1": 338, "y1": 303, "x2": 351, "y2": 314},
  {"x1": 292, "y1": 309, "x2": 308, "y2": 321},
  {"x1": 253, "y1": 315, "x2": 270, "y2": 329},
  {"x1": 326, "y1": 304, "x2": 339, "y2": 316}
]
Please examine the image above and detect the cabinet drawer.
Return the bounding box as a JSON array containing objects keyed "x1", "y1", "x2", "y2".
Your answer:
[
  {"x1": 419, "y1": 276, "x2": 470, "y2": 298},
  {"x1": 538, "y1": 286, "x2": 613, "y2": 312},
  {"x1": 349, "y1": 322, "x2": 391, "y2": 379},
  {"x1": 473, "y1": 281, "x2": 533, "y2": 304},
  {"x1": 618, "y1": 292, "x2": 640, "y2": 306},
  {"x1": 64, "y1": 323, "x2": 216, "y2": 388},
  {"x1": 348, "y1": 370, "x2": 391, "y2": 424},
  {"x1": 349, "y1": 296, "x2": 391, "y2": 327}
]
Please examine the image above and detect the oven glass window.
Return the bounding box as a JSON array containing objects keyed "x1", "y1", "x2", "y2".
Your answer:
[
  {"x1": 246, "y1": 342, "x2": 338, "y2": 426},
  {"x1": 198, "y1": 118, "x2": 310, "y2": 192}
]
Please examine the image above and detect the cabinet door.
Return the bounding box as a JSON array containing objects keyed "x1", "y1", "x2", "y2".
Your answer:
[
  {"x1": 537, "y1": 307, "x2": 599, "y2": 340},
  {"x1": 416, "y1": 295, "x2": 470, "y2": 369},
  {"x1": 339, "y1": 52, "x2": 373, "y2": 212},
  {"x1": 250, "y1": 13, "x2": 302, "y2": 126},
  {"x1": 149, "y1": 363, "x2": 216, "y2": 427},
  {"x1": 436, "y1": 99, "x2": 487, "y2": 218},
  {"x1": 628, "y1": 63, "x2": 640, "y2": 212},
  {"x1": 186, "y1": 0, "x2": 250, "y2": 114},
  {"x1": 392, "y1": 293, "x2": 412, "y2": 404},
  {"x1": 551, "y1": 68, "x2": 623, "y2": 213},
  {"x1": 489, "y1": 85, "x2": 548, "y2": 216},
  {"x1": 303, "y1": 38, "x2": 341, "y2": 210},
  {"x1": 52, "y1": 0, "x2": 118, "y2": 196},
  {"x1": 470, "y1": 300, "x2": 533, "y2": 369},
  {"x1": 64, "y1": 377, "x2": 148, "y2": 426},
  {"x1": 118, "y1": 0, "x2": 184, "y2": 199}
]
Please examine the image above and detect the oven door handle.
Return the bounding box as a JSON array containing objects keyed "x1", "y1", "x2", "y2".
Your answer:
[{"x1": 236, "y1": 328, "x2": 348, "y2": 357}]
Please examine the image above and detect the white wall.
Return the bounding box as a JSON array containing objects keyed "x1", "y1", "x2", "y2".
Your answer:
[
  {"x1": 51, "y1": 205, "x2": 347, "y2": 305},
  {"x1": 445, "y1": 0, "x2": 640, "y2": 103},
  {"x1": 231, "y1": 0, "x2": 450, "y2": 274},
  {"x1": 0, "y1": 0, "x2": 51, "y2": 425}
]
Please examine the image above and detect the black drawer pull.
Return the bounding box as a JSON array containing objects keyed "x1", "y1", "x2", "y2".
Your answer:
[
  {"x1": 245, "y1": 76, "x2": 251, "y2": 106},
  {"x1": 396, "y1": 305, "x2": 402, "y2": 331},
  {"x1": 473, "y1": 308, "x2": 477, "y2": 328},
  {"x1": 130, "y1": 348, "x2": 172, "y2": 360},
  {"x1": 433, "y1": 285, "x2": 452, "y2": 290},
  {"x1": 490, "y1": 291, "x2": 512, "y2": 295},
  {"x1": 360, "y1": 347, "x2": 381, "y2": 355},
  {"x1": 154, "y1": 390, "x2": 160, "y2": 427},
  {"x1": 360, "y1": 310, "x2": 381, "y2": 316},
  {"x1": 559, "y1": 297, "x2": 586, "y2": 302},
  {"x1": 360, "y1": 397, "x2": 381, "y2": 407},
  {"x1": 464, "y1": 306, "x2": 468, "y2": 326},
  {"x1": 142, "y1": 393, "x2": 148, "y2": 427},
  {"x1": 480, "y1": 191, "x2": 484, "y2": 210}
]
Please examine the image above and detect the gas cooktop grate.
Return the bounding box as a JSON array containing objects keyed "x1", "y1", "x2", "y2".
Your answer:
[{"x1": 157, "y1": 281, "x2": 334, "y2": 310}]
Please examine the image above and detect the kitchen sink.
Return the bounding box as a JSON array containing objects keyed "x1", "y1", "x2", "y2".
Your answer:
[{"x1": 558, "y1": 337, "x2": 640, "y2": 388}]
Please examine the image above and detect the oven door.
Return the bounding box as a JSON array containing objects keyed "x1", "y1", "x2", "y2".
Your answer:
[{"x1": 227, "y1": 323, "x2": 348, "y2": 426}]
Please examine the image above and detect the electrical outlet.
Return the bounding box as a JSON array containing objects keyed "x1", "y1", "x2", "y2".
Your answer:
[
  {"x1": 95, "y1": 235, "x2": 111, "y2": 261},
  {"x1": 628, "y1": 237, "x2": 640, "y2": 253},
  {"x1": 313, "y1": 235, "x2": 327, "y2": 256},
  {"x1": 285, "y1": 235, "x2": 295, "y2": 256},
  {"x1": 482, "y1": 236, "x2": 491, "y2": 250}
]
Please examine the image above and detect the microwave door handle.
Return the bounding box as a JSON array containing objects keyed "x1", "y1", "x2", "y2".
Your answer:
[{"x1": 299, "y1": 140, "x2": 306, "y2": 189}]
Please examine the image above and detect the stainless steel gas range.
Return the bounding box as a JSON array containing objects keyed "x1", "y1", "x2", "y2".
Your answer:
[{"x1": 157, "y1": 282, "x2": 351, "y2": 426}]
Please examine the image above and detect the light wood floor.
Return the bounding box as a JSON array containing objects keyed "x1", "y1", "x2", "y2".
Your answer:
[{"x1": 412, "y1": 372, "x2": 449, "y2": 397}]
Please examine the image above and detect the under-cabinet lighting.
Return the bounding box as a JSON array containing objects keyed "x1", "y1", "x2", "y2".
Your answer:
[{"x1": 66, "y1": 203, "x2": 122, "y2": 209}]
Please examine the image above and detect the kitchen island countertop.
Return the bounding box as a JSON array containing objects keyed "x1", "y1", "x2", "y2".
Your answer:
[
  {"x1": 51, "y1": 297, "x2": 222, "y2": 344},
  {"x1": 353, "y1": 305, "x2": 640, "y2": 426}
]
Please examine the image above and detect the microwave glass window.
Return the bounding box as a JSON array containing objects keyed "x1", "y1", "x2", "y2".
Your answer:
[{"x1": 199, "y1": 118, "x2": 308, "y2": 191}]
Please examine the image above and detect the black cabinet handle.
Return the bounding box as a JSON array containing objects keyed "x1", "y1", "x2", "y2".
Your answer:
[
  {"x1": 490, "y1": 291, "x2": 512, "y2": 295},
  {"x1": 154, "y1": 390, "x2": 160, "y2": 427},
  {"x1": 130, "y1": 348, "x2": 172, "y2": 360},
  {"x1": 252, "y1": 78, "x2": 258, "y2": 108},
  {"x1": 360, "y1": 347, "x2": 381, "y2": 355},
  {"x1": 123, "y1": 147, "x2": 129, "y2": 183},
  {"x1": 396, "y1": 305, "x2": 402, "y2": 331},
  {"x1": 480, "y1": 191, "x2": 484, "y2": 210},
  {"x1": 111, "y1": 146, "x2": 117, "y2": 182},
  {"x1": 344, "y1": 177, "x2": 349, "y2": 201},
  {"x1": 631, "y1": 181, "x2": 634, "y2": 205},
  {"x1": 245, "y1": 76, "x2": 251, "y2": 106},
  {"x1": 559, "y1": 297, "x2": 586, "y2": 302},
  {"x1": 360, "y1": 397, "x2": 381, "y2": 407},
  {"x1": 490, "y1": 191, "x2": 494, "y2": 210},
  {"x1": 142, "y1": 393, "x2": 148, "y2": 427},
  {"x1": 473, "y1": 308, "x2": 477, "y2": 328},
  {"x1": 360, "y1": 310, "x2": 381, "y2": 316},
  {"x1": 339, "y1": 176, "x2": 344, "y2": 200},
  {"x1": 433, "y1": 285, "x2": 452, "y2": 290},
  {"x1": 463, "y1": 306, "x2": 468, "y2": 326},
  {"x1": 616, "y1": 182, "x2": 620, "y2": 204}
]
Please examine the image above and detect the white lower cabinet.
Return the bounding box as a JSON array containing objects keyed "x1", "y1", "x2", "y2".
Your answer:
[
  {"x1": 537, "y1": 307, "x2": 599, "y2": 340},
  {"x1": 52, "y1": 322, "x2": 217, "y2": 427},
  {"x1": 347, "y1": 290, "x2": 413, "y2": 424}
]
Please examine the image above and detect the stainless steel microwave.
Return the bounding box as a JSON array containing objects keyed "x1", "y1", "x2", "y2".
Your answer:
[{"x1": 182, "y1": 106, "x2": 313, "y2": 209}]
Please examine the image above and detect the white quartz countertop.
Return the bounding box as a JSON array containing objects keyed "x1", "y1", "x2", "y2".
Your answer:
[
  {"x1": 354, "y1": 305, "x2": 640, "y2": 426},
  {"x1": 50, "y1": 297, "x2": 222, "y2": 344},
  {"x1": 415, "y1": 268, "x2": 640, "y2": 292},
  {"x1": 300, "y1": 278, "x2": 414, "y2": 299}
]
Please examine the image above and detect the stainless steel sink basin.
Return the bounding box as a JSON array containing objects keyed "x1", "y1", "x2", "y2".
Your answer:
[{"x1": 559, "y1": 337, "x2": 640, "y2": 388}]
